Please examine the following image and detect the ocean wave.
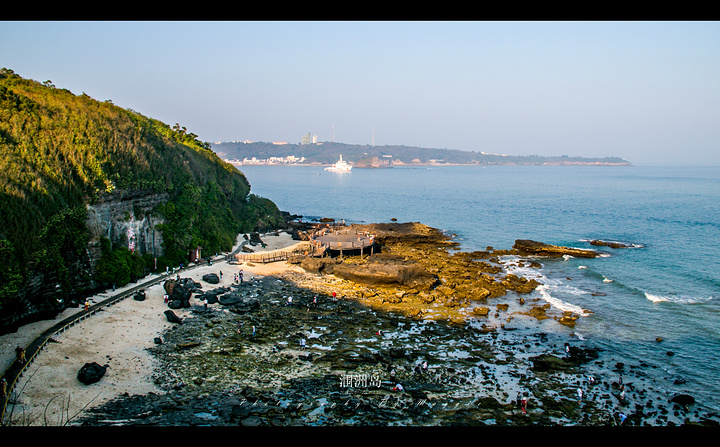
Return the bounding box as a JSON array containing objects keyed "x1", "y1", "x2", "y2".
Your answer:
[
  {"x1": 537, "y1": 285, "x2": 593, "y2": 317},
  {"x1": 644, "y1": 292, "x2": 716, "y2": 305}
]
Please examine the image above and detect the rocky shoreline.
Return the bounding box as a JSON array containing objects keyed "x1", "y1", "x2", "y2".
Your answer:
[{"x1": 71, "y1": 223, "x2": 718, "y2": 427}]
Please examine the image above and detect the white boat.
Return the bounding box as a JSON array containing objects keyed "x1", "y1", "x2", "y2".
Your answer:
[{"x1": 325, "y1": 154, "x2": 352, "y2": 172}]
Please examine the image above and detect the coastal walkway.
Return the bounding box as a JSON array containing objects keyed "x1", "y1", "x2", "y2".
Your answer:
[
  {"x1": 312, "y1": 228, "x2": 377, "y2": 258},
  {"x1": 234, "y1": 241, "x2": 314, "y2": 264},
  {"x1": 0, "y1": 260, "x2": 214, "y2": 426},
  {"x1": 234, "y1": 228, "x2": 377, "y2": 263}
]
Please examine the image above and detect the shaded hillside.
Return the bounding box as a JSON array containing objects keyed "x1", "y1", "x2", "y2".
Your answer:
[
  {"x1": 213, "y1": 141, "x2": 631, "y2": 166},
  {"x1": 0, "y1": 69, "x2": 284, "y2": 331}
]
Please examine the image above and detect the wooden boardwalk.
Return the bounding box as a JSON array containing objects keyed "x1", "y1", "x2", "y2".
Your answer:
[
  {"x1": 313, "y1": 228, "x2": 377, "y2": 257},
  {"x1": 234, "y1": 229, "x2": 378, "y2": 264},
  {"x1": 234, "y1": 241, "x2": 315, "y2": 264}
]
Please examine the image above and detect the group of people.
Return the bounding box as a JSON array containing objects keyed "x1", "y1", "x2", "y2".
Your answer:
[{"x1": 234, "y1": 270, "x2": 244, "y2": 285}]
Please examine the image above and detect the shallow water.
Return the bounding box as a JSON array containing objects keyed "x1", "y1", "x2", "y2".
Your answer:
[{"x1": 240, "y1": 164, "x2": 720, "y2": 417}]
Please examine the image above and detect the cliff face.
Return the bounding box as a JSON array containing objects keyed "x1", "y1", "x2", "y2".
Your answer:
[
  {"x1": 85, "y1": 190, "x2": 168, "y2": 262},
  {"x1": 0, "y1": 70, "x2": 286, "y2": 334},
  {"x1": 0, "y1": 190, "x2": 170, "y2": 333}
]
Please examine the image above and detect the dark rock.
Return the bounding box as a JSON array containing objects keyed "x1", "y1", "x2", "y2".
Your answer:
[
  {"x1": 218, "y1": 293, "x2": 244, "y2": 306},
  {"x1": 202, "y1": 273, "x2": 220, "y2": 284},
  {"x1": 513, "y1": 240, "x2": 599, "y2": 258},
  {"x1": 78, "y1": 362, "x2": 109, "y2": 385},
  {"x1": 530, "y1": 354, "x2": 574, "y2": 372},
  {"x1": 164, "y1": 280, "x2": 192, "y2": 308},
  {"x1": 164, "y1": 310, "x2": 183, "y2": 324},
  {"x1": 589, "y1": 240, "x2": 631, "y2": 249},
  {"x1": 671, "y1": 394, "x2": 695, "y2": 406},
  {"x1": 566, "y1": 346, "x2": 601, "y2": 363}
]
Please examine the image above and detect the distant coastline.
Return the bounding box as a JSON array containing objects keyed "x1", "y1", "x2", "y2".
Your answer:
[{"x1": 213, "y1": 141, "x2": 632, "y2": 168}]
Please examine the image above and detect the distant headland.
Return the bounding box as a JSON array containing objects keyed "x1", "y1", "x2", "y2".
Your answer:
[{"x1": 212, "y1": 141, "x2": 631, "y2": 167}]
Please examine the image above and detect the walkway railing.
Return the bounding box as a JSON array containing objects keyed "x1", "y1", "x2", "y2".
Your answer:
[{"x1": 0, "y1": 259, "x2": 213, "y2": 426}]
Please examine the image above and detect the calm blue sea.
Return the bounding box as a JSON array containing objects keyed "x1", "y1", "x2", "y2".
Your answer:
[{"x1": 239, "y1": 164, "x2": 720, "y2": 416}]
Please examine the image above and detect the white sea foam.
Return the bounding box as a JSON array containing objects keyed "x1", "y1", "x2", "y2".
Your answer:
[
  {"x1": 645, "y1": 292, "x2": 668, "y2": 303},
  {"x1": 644, "y1": 292, "x2": 714, "y2": 304},
  {"x1": 537, "y1": 285, "x2": 592, "y2": 317}
]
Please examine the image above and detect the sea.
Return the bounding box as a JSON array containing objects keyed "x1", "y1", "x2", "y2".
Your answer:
[{"x1": 238, "y1": 164, "x2": 720, "y2": 418}]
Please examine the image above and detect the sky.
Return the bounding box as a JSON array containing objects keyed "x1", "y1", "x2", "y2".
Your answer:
[{"x1": 1, "y1": 20, "x2": 719, "y2": 166}]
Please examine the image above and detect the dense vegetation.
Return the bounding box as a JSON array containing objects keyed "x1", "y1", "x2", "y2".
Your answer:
[{"x1": 0, "y1": 69, "x2": 284, "y2": 323}]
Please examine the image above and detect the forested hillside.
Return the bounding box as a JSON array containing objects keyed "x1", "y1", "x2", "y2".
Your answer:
[
  {"x1": 213, "y1": 141, "x2": 631, "y2": 166},
  {"x1": 0, "y1": 69, "x2": 284, "y2": 331}
]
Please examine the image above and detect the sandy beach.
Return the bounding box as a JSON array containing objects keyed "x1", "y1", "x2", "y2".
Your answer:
[{"x1": 1, "y1": 231, "x2": 304, "y2": 426}]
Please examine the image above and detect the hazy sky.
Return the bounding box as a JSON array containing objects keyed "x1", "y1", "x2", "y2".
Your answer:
[{"x1": 2, "y1": 21, "x2": 719, "y2": 166}]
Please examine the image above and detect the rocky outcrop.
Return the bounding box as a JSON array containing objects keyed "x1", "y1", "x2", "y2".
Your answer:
[
  {"x1": 77, "y1": 362, "x2": 109, "y2": 385},
  {"x1": 590, "y1": 240, "x2": 632, "y2": 249},
  {"x1": 331, "y1": 256, "x2": 440, "y2": 291},
  {"x1": 292, "y1": 223, "x2": 548, "y2": 326},
  {"x1": 0, "y1": 189, "x2": 170, "y2": 334},
  {"x1": 202, "y1": 273, "x2": 220, "y2": 284},
  {"x1": 350, "y1": 222, "x2": 455, "y2": 246},
  {"x1": 513, "y1": 240, "x2": 599, "y2": 258},
  {"x1": 164, "y1": 279, "x2": 196, "y2": 309},
  {"x1": 85, "y1": 189, "x2": 168, "y2": 263}
]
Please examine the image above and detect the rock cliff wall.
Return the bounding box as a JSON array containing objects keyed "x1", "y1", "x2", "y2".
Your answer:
[
  {"x1": 1, "y1": 190, "x2": 169, "y2": 333},
  {"x1": 85, "y1": 189, "x2": 168, "y2": 263}
]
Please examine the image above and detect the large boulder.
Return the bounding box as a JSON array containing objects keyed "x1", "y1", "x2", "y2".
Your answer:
[
  {"x1": 590, "y1": 240, "x2": 632, "y2": 249},
  {"x1": 77, "y1": 362, "x2": 109, "y2": 385},
  {"x1": 299, "y1": 257, "x2": 336, "y2": 274},
  {"x1": 164, "y1": 310, "x2": 183, "y2": 324},
  {"x1": 530, "y1": 354, "x2": 574, "y2": 372},
  {"x1": 198, "y1": 287, "x2": 229, "y2": 305},
  {"x1": 671, "y1": 394, "x2": 696, "y2": 406},
  {"x1": 202, "y1": 273, "x2": 220, "y2": 284},
  {"x1": 164, "y1": 280, "x2": 192, "y2": 308},
  {"x1": 331, "y1": 260, "x2": 440, "y2": 290},
  {"x1": 513, "y1": 240, "x2": 599, "y2": 258},
  {"x1": 566, "y1": 346, "x2": 601, "y2": 363},
  {"x1": 218, "y1": 292, "x2": 244, "y2": 306}
]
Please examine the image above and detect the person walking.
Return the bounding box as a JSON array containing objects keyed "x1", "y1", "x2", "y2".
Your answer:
[
  {"x1": 1, "y1": 377, "x2": 7, "y2": 398},
  {"x1": 204, "y1": 297, "x2": 208, "y2": 312}
]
